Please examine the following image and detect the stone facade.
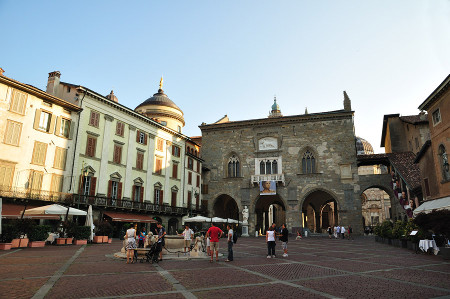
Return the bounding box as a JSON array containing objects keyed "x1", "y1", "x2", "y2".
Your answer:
[{"x1": 200, "y1": 99, "x2": 363, "y2": 234}]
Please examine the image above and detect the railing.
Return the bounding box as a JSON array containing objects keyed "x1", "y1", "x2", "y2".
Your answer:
[
  {"x1": 251, "y1": 174, "x2": 285, "y2": 185},
  {"x1": 0, "y1": 187, "x2": 72, "y2": 202}
]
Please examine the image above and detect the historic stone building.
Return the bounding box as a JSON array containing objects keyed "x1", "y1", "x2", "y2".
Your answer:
[{"x1": 200, "y1": 92, "x2": 363, "y2": 234}]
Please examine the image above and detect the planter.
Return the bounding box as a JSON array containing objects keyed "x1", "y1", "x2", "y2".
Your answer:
[
  {"x1": 74, "y1": 239, "x2": 87, "y2": 245},
  {"x1": 102, "y1": 236, "x2": 108, "y2": 243},
  {"x1": 19, "y1": 238, "x2": 29, "y2": 247},
  {"x1": 0, "y1": 243, "x2": 12, "y2": 250},
  {"x1": 28, "y1": 241, "x2": 46, "y2": 248},
  {"x1": 387, "y1": 238, "x2": 393, "y2": 245},
  {"x1": 93, "y1": 236, "x2": 103, "y2": 243},
  {"x1": 66, "y1": 238, "x2": 73, "y2": 245},
  {"x1": 56, "y1": 238, "x2": 66, "y2": 245},
  {"x1": 401, "y1": 239, "x2": 408, "y2": 248},
  {"x1": 407, "y1": 240, "x2": 419, "y2": 252},
  {"x1": 439, "y1": 247, "x2": 450, "y2": 260},
  {"x1": 375, "y1": 236, "x2": 382, "y2": 242},
  {"x1": 392, "y1": 239, "x2": 401, "y2": 247},
  {"x1": 11, "y1": 239, "x2": 21, "y2": 248}
]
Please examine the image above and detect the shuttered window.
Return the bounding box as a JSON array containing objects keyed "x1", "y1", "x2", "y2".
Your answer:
[
  {"x1": 172, "y1": 145, "x2": 180, "y2": 157},
  {"x1": 171, "y1": 191, "x2": 177, "y2": 206},
  {"x1": 136, "y1": 130, "x2": 147, "y2": 145},
  {"x1": 172, "y1": 163, "x2": 178, "y2": 179},
  {"x1": 53, "y1": 147, "x2": 67, "y2": 170},
  {"x1": 31, "y1": 141, "x2": 48, "y2": 166},
  {"x1": 113, "y1": 144, "x2": 122, "y2": 164},
  {"x1": 155, "y1": 157, "x2": 163, "y2": 174},
  {"x1": 196, "y1": 175, "x2": 200, "y2": 187},
  {"x1": 29, "y1": 171, "x2": 43, "y2": 191},
  {"x1": 115, "y1": 121, "x2": 125, "y2": 137},
  {"x1": 89, "y1": 110, "x2": 100, "y2": 127},
  {"x1": 9, "y1": 89, "x2": 27, "y2": 115},
  {"x1": 39, "y1": 111, "x2": 52, "y2": 132},
  {"x1": 0, "y1": 162, "x2": 15, "y2": 190},
  {"x1": 60, "y1": 118, "x2": 71, "y2": 138},
  {"x1": 86, "y1": 136, "x2": 97, "y2": 157},
  {"x1": 50, "y1": 174, "x2": 64, "y2": 192},
  {"x1": 136, "y1": 151, "x2": 144, "y2": 170},
  {"x1": 188, "y1": 172, "x2": 192, "y2": 185},
  {"x1": 156, "y1": 138, "x2": 164, "y2": 151},
  {"x1": 4, "y1": 120, "x2": 22, "y2": 146}
]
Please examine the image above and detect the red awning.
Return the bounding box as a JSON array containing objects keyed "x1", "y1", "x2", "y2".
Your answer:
[
  {"x1": 103, "y1": 211, "x2": 158, "y2": 223},
  {"x1": 1, "y1": 203, "x2": 60, "y2": 220}
]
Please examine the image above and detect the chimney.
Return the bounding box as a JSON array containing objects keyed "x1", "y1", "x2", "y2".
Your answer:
[
  {"x1": 46, "y1": 71, "x2": 61, "y2": 96},
  {"x1": 0, "y1": 68, "x2": 4, "y2": 76},
  {"x1": 343, "y1": 91, "x2": 351, "y2": 111}
]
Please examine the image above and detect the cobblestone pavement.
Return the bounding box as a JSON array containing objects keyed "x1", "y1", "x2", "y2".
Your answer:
[{"x1": 0, "y1": 236, "x2": 449, "y2": 299}]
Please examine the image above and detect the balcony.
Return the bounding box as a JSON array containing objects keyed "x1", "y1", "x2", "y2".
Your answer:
[
  {"x1": 251, "y1": 174, "x2": 285, "y2": 185},
  {"x1": 0, "y1": 187, "x2": 72, "y2": 202}
]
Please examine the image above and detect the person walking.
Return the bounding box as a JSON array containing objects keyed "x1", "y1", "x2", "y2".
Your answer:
[
  {"x1": 266, "y1": 227, "x2": 276, "y2": 258},
  {"x1": 347, "y1": 225, "x2": 353, "y2": 240},
  {"x1": 179, "y1": 225, "x2": 194, "y2": 255},
  {"x1": 336, "y1": 225, "x2": 341, "y2": 239},
  {"x1": 225, "y1": 224, "x2": 233, "y2": 262},
  {"x1": 341, "y1": 226, "x2": 346, "y2": 239},
  {"x1": 156, "y1": 222, "x2": 166, "y2": 261},
  {"x1": 279, "y1": 223, "x2": 289, "y2": 257},
  {"x1": 333, "y1": 225, "x2": 338, "y2": 239},
  {"x1": 206, "y1": 223, "x2": 223, "y2": 263},
  {"x1": 327, "y1": 226, "x2": 332, "y2": 239},
  {"x1": 125, "y1": 223, "x2": 137, "y2": 264}
]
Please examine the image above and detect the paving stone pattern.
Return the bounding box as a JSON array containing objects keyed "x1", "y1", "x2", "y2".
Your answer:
[{"x1": 0, "y1": 236, "x2": 449, "y2": 299}]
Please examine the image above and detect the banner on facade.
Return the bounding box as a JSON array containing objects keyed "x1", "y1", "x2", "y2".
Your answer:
[{"x1": 260, "y1": 180, "x2": 276, "y2": 195}]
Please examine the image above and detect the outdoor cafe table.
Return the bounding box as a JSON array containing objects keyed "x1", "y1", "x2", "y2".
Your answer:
[{"x1": 419, "y1": 239, "x2": 439, "y2": 255}]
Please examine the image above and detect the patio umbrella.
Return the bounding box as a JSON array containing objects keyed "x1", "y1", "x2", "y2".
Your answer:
[
  {"x1": 84, "y1": 205, "x2": 94, "y2": 241},
  {"x1": 226, "y1": 218, "x2": 239, "y2": 224},
  {"x1": 183, "y1": 215, "x2": 212, "y2": 223},
  {"x1": 211, "y1": 217, "x2": 227, "y2": 223},
  {"x1": 24, "y1": 204, "x2": 87, "y2": 216}
]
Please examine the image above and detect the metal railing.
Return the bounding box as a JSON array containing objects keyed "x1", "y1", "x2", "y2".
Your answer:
[
  {"x1": 0, "y1": 187, "x2": 72, "y2": 202},
  {"x1": 251, "y1": 173, "x2": 285, "y2": 184}
]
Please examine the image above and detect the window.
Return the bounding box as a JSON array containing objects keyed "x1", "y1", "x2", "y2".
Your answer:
[
  {"x1": 134, "y1": 185, "x2": 142, "y2": 202},
  {"x1": 171, "y1": 191, "x2": 177, "y2": 206},
  {"x1": 31, "y1": 141, "x2": 48, "y2": 166},
  {"x1": 4, "y1": 120, "x2": 22, "y2": 146},
  {"x1": 29, "y1": 171, "x2": 43, "y2": 191},
  {"x1": 115, "y1": 122, "x2": 125, "y2": 137},
  {"x1": 172, "y1": 145, "x2": 180, "y2": 157},
  {"x1": 9, "y1": 89, "x2": 27, "y2": 114},
  {"x1": 188, "y1": 158, "x2": 193, "y2": 170},
  {"x1": 188, "y1": 172, "x2": 192, "y2": 185},
  {"x1": 259, "y1": 159, "x2": 278, "y2": 175},
  {"x1": 53, "y1": 147, "x2": 67, "y2": 170},
  {"x1": 136, "y1": 151, "x2": 144, "y2": 170},
  {"x1": 201, "y1": 184, "x2": 208, "y2": 194},
  {"x1": 302, "y1": 150, "x2": 316, "y2": 174},
  {"x1": 82, "y1": 176, "x2": 91, "y2": 195},
  {"x1": 80, "y1": 175, "x2": 97, "y2": 196},
  {"x1": 0, "y1": 161, "x2": 15, "y2": 190},
  {"x1": 187, "y1": 191, "x2": 192, "y2": 207},
  {"x1": 177, "y1": 125, "x2": 181, "y2": 133},
  {"x1": 39, "y1": 111, "x2": 52, "y2": 132},
  {"x1": 60, "y1": 118, "x2": 71, "y2": 138},
  {"x1": 111, "y1": 181, "x2": 119, "y2": 199},
  {"x1": 50, "y1": 174, "x2": 64, "y2": 193},
  {"x1": 172, "y1": 163, "x2": 178, "y2": 179},
  {"x1": 156, "y1": 138, "x2": 164, "y2": 151},
  {"x1": 155, "y1": 157, "x2": 163, "y2": 174},
  {"x1": 196, "y1": 175, "x2": 200, "y2": 187},
  {"x1": 227, "y1": 155, "x2": 240, "y2": 177},
  {"x1": 424, "y1": 178, "x2": 430, "y2": 197},
  {"x1": 154, "y1": 188, "x2": 163, "y2": 205},
  {"x1": 136, "y1": 130, "x2": 147, "y2": 145},
  {"x1": 197, "y1": 161, "x2": 200, "y2": 172},
  {"x1": 432, "y1": 109, "x2": 441, "y2": 126},
  {"x1": 89, "y1": 110, "x2": 100, "y2": 127},
  {"x1": 86, "y1": 136, "x2": 97, "y2": 157},
  {"x1": 113, "y1": 144, "x2": 122, "y2": 164}
]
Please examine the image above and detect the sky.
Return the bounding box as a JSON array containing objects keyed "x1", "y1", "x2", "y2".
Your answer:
[{"x1": 1, "y1": 1, "x2": 449, "y2": 153}]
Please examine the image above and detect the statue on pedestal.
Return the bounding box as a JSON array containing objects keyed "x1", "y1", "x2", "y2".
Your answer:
[{"x1": 242, "y1": 206, "x2": 249, "y2": 224}]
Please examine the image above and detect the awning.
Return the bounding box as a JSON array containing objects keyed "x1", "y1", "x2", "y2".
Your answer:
[
  {"x1": 103, "y1": 211, "x2": 158, "y2": 223},
  {"x1": 413, "y1": 196, "x2": 450, "y2": 216},
  {"x1": 1, "y1": 203, "x2": 60, "y2": 220}
]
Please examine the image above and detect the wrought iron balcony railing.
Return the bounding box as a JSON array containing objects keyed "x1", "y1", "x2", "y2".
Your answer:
[{"x1": 251, "y1": 173, "x2": 285, "y2": 185}]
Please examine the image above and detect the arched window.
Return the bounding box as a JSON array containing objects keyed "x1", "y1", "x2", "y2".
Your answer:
[
  {"x1": 439, "y1": 144, "x2": 450, "y2": 181},
  {"x1": 228, "y1": 155, "x2": 240, "y2": 177},
  {"x1": 302, "y1": 150, "x2": 316, "y2": 174},
  {"x1": 260, "y1": 161, "x2": 265, "y2": 174},
  {"x1": 272, "y1": 160, "x2": 278, "y2": 174},
  {"x1": 265, "y1": 161, "x2": 272, "y2": 174}
]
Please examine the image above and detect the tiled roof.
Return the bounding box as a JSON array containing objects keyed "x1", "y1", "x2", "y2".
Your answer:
[
  {"x1": 400, "y1": 114, "x2": 428, "y2": 125},
  {"x1": 387, "y1": 152, "x2": 422, "y2": 190}
]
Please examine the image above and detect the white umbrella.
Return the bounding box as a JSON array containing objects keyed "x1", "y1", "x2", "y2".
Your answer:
[
  {"x1": 24, "y1": 204, "x2": 87, "y2": 216},
  {"x1": 226, "y1": 218, "x2": 239, "y2": 224},
  {"x1": 211, "y1": 217, "x2": 227, "y2": 223},
  {"x1": 184, "y1": 215, "x2": 212, "y2": 223},
  {"x1": 84, "y1": 205, "x2": 94, "y2": 241}
]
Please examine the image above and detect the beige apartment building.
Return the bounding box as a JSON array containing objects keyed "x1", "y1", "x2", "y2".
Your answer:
[{"x1": 0, "y1": 70, "x2": 81, "y2": 210}]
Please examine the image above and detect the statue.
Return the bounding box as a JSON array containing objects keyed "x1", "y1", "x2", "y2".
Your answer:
[{"x1": 242, "y1": 206, "x2": 249, "y2": 224}]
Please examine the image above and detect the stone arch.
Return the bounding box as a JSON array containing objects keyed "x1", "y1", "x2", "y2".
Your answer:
[
  {"x1": 298, "y1": 146, "x2": 319, "y2": 174},
  {"x1": 252, "y1": 193, "x2": 287, "y2": 234},
  {"x1": 359, "y1": 184, "x2": 394, "y2": 227},
  {"x1": 300, "y1": 188, "x2": 340, "y2": 233},
  {"x1": 212, "y1": 194, "x2": 240, "y2": 220}
]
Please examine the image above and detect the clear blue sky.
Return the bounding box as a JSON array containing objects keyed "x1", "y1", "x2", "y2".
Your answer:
[{"x1": 1, "y1": 1, "x2": 449, "y2": 153}]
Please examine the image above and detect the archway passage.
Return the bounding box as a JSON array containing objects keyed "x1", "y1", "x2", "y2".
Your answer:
[
  {"x1": 302, "y1": 190, "x2": 338, "y2": 233},
  {"x1": 255, "y1": 195, "x2": 285, "y2": 234},
  {"x1": 213, "y1": 194, "x2": 239, "y2": 220},
  {"x1": 360, "y1": 187, "x2": 391, "y2": 227}
]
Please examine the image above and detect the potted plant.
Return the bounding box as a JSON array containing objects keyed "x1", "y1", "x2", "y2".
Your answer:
[
  {"x1": 28, "y1": 225, "x2": 51, "y2": 248},
  {"x1": 72, "y1": 226, "x2": 91, "y2": 245},
  {"x1": 374, "y1": 224, "x2": 382, "y2": 242},
  {"x1": 392, "y1": 220, "x2": 406, "y2": 247},
  {"x1": 95, "y1": 221, "x2": 113, "y2": 243},
  {"x1": 10, "y1": 219, "x2": 34, "y2": 248},
  {"x1": 379, "y1": 220, "x2": 393, "y2": 245},
  {"x1": 0, "y1": 224, "x2": 17, "y2": 250}
]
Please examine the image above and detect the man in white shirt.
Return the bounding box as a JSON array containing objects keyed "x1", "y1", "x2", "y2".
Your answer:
[
  {"x1": 336, "y1": 225, "x2": 341, "y2": 239},
  {"x1": 341, "y1": 226, "x2": 346, "y2": 239},
  {"x1": 180, "y1": 225, "x2": 194, "y2": 255},
  {"x1": 225, "y1": 224, "x2": 233, "y2": 262}
]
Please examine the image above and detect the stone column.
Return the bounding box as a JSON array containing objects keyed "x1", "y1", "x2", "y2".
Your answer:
[
  {"x1": 123, "y1": 125, "x2": 136, "y2": 200},
  {"x1": 145, "y1": 133, "x2": 156, "y2": 202},
  {"x1": 97, "y1": 114, "x2": 114, "y2": 196}
]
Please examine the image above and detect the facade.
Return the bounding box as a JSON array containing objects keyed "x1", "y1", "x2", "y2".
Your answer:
[
  {"x1": 45, "y1": 71, "x2": 201, "y2": 232},
  {"x1": 415, "y1": 74, "x2": 450, "y2": 211},
  {"x1": 184, "y1": 139, "x2": 203, "y2": 216},
  {"x1": 200, "y1": 93, "x2": 363, "y2": 234},
  {"x1": 0, "y1": 71, "x2": 81, "y2": 219}
]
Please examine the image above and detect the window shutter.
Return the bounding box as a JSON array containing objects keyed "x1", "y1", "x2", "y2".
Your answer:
[
  {"x1": 159, "y1": 190, "x2": 163, "y2": 205},
  {"x1": 90, "y1": 177, "x2": 97, "y2": 196},
  {"x1": 171, "y1": 192, "x2": 176, "y2": 206},
  {"x1": 33, "y1": 109, "x2": 41, "y2": 130},
  {"x1": 89, "y1": 112, "x2": 95, "y2": 125},
  {"x1": 55, "y1": 116, "x2": 62, "y2": 136},
  {"x1": 118, "y1": 146, "x2": 122, "y2": 163},
  {"x1": 140, "y1": 187, "x2": 144, "y2": 202},
  {"x1": 86, "y1": 137, "x2": 92, "y2": 156},
  {"x1": 107, "y1": 180, "x2": 112, "y2": 198},
  {"x1": 91, "y1": 138, "x2": 97, "y2": 157},
  {"x1": 136, "y1": 130, "x2": 140, "y2": 142},
  {"x1": 154, "y1": 189, "x2": 158, "y2": 204},
  {"x1": 144, "y1": 133, "x2": 148, "y2": 145},
  {"x1": 118, "y1": 182, "x2": 122, "y2": 200},
  {"x1": 78, "y1": 175, "x2": 83, "y2": 194},
  {"x1": 69, "y1": 121, "x2": 75, "y2": 140},
  {"x1": 95, "y1": 112, "x2": 100, "y2": 127},
  {"x1": 132, "y1": 186, "x2": 136, "y2": 202}
]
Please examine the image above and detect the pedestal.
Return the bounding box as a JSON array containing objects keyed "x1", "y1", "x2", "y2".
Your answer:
[{"x1": 242, "y1": 224, "x2": 249, "y2": 237}]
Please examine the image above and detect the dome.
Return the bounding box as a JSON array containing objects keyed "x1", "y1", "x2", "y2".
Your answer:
[
  {"x1": 356, "y1": 137, "x2": 374, "y2": 155},
  {"x1": 135, "y1": 89, "x2": 182, "y2": 112},
  {"x1": 106, "y1": 90, "x2": 118, "y2": 103},
  {"x1": 271, "y1": 98, "x2": 280, "y2": 111}
]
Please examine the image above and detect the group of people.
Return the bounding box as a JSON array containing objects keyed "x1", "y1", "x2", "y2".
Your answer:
[
  {"x1": 124, "y1": 222, "x2": 166, "y2": 264},
  {"x1": 266, "y1": 223, "x2": 289, "y2": 258},
  {"x1": 327, "y1": 225, "x2": 353, "y2": 240}
]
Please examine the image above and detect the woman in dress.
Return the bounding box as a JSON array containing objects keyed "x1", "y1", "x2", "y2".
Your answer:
[{"x1": 125, "y1": 223, "x2": 137, "y2": 264}]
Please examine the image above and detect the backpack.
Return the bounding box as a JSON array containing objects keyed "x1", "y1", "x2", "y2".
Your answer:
[{"x1": 233, "y1": 232, "x2": 238, "y2": 244}]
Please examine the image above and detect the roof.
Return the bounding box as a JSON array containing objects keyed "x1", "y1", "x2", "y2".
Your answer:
[
  {"x1": 387, "y1": 152, "x2": 422, "y2": 190},
  {"x1": 135, "y1": 89, "x2": 182, "y2": 112},
  {"x1": 0, "y1": 76, "x2": 81, "y2": 111},
  {"x1": 418, "y1": 74, "x2": 450, "y2": 111},
  {"x1": 399, "y1": 114, "x2": 428, "y2": 125},
  {"x1": 357, "y1": 153, "x2": 389, "y2": 167},
  {"x1": 380, "y1": 113, "x2": 428, "y2": 147},
  {"x1": 414, "y1": 140, "x2": 432, "y2": 163}
]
